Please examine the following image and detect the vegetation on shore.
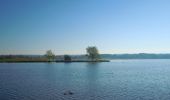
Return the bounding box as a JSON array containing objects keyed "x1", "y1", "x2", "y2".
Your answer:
[
  {"x1": 86, "y1": 46, "x2": 100, "y2": 61},
  {"x1": 0, "y1": 46, "x2": 109, "y2": 62},
  {"x1": 45, "y1": 50, "x2": 55, "y2": 62},
  {"x1": 2, "y1": 52, "x2": 170, "y2": 63}
]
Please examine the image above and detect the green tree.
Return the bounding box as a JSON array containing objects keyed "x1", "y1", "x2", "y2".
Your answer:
[
  {"x1": 45, "y1": 50, "x2": 55, "y2": 62},
  {"x1": 86, "y1": 46, "x2": 100, "y2": 61},
  {"x1": 64, "y1": 55, "x2": 72, "y2": 62}
]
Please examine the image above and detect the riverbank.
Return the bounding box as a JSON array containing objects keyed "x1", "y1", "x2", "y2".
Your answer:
[
  {"x1": 0, "y1": 59, "x2": 110, "y2": 63},
  {"x1": 55, "y1": 59, "x2": 110, "y2": 62}
]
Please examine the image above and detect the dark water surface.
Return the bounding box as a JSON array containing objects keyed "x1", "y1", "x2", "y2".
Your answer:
[{"x1": 1, "y1": 59, "x2": 170, "y2": 100}]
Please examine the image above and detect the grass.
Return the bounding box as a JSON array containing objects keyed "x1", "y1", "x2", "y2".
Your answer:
[
  {"x1": 0, "y1": 58, "x2": 48, "y2": 62},
  {"x1": 0, "y1": 58, "x2": 110, "y2": 63}
]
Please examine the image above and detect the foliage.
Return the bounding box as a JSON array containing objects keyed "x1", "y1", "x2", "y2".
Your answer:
[
  {"x1": 86, "y1": 46, "x2": 100, "y2": 60},
  {"x1": 64, "y1": 55, "x2": 72, "y2": 62},
  {"x1": 45, "y1": 50, "x2": 55, "y2": 61}
]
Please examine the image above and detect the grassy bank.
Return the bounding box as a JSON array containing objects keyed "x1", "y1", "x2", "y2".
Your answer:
[
  {"x1": 0, "y1": 58, "x2": 110, "y2": 63},
  {"x1": 0, "y1": 58, "x2": 48, "y2": 63},
  {"x1": 55, "y1": 59, "x2": 110, "y2": 62}
]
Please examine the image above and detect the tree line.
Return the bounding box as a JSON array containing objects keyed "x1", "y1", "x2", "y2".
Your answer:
[{"x1": 45, "y1": 46, "x2": 100, "y2": 62}]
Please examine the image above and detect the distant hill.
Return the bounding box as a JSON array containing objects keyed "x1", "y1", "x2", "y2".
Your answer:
[
  {"x1": 57, "y1": 53, "x2": 170, "y2": 59},
  {"x1": 1, "y1": 53, "x2": 170, "y2": 60},
  {"x1": 100, "y1": 53, "x2": 170, "y2": 59}
]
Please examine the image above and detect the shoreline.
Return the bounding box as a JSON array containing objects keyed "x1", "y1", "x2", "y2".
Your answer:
[{"x1": 0, "y1": 60, "x2": 110, "y2": 63}]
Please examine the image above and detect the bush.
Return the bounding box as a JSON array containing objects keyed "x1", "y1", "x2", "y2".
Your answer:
[{"x1": 64, "y1": 55, "x2": 72, "y2": 62}]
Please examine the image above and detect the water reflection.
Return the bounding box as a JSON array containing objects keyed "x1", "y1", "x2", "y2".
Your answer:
[
  {"x1": 1, "y1": 60, "x2": 170, "y2": 100},
  {"x1": 44, "y1": 63, "x2": 57, "y2": 83},
  {"x1": 85, "y1": 63, "x2": 100, "y2": 97},
  {"x1": 62, "y1": 63, "x2": 74, "y2": 90},
  {"x1": 44, "y1": 63, "x2": 73, "y2": 88},
  {"x1": 86, "y1": 62, "x2": 99, "y2": 81}
]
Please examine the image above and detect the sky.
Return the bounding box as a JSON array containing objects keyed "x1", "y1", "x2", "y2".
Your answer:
[{"x1": 0, "y1": 0, "x2": 170, "y2": 55}]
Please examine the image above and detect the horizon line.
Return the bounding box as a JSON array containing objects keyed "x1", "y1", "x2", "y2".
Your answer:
[{"x1": 1, "y1": 53, "x2": 170, "y2": 56}]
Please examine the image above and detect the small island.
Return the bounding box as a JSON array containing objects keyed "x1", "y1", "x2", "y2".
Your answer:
[{"x1": 0, "y1": 46, "x2": 110, "y2": 63}]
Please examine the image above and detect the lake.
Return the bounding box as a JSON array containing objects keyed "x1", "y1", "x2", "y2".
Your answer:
[{"x1": 1, "y1": 59, "x2": 170, "y2": 100}]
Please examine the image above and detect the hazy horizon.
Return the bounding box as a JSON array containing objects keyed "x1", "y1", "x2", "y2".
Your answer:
[
  {"x1": 1, "y1": 0, "x2": 170, "y2": 55},
  {"x1": 2, "y1": 50, "x2": 170, "y2": 55}
]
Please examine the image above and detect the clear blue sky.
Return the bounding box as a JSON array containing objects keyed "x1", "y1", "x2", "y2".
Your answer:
[{"x1": 1, "y1": 0, "x2": 170, "y2": 55}]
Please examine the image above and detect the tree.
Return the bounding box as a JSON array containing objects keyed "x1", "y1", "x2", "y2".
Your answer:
[
  {"x1": 45, "y1": 50, "x2": 55, "y2": 62},
  {"x1": 64, "y1": 55, "x2": 72, "y2": 62},
  {"x1": 86, "y1": 46, "x2": 100, "y2": 61}
]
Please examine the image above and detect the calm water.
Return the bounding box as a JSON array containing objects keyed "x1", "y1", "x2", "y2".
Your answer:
[{"x1": 1, "y1": 59, "x2": 170, "y2": 100}]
